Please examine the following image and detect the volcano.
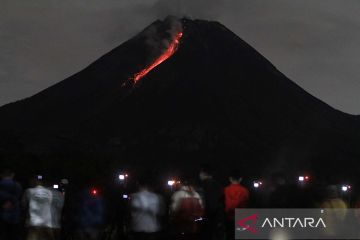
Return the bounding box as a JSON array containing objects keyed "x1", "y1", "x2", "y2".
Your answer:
[{"x1": 0, "y1": 17, "x2": 359, "y2": 179}]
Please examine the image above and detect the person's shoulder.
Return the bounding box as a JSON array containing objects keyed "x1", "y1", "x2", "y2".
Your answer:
[
  {"x1": 147, "y1": 190, "x2": 159, "y2": 197},
  {"x1": 52, "y1": 189, "x2": 64, "y2": 198},
  {"x1": 131, "y1": 191, "x2": 142, "y2": 198},
  {"x1": 332, "y1": 198, "x2": 347, "y2": 208},
  {"x1": 30, "y1": 186, "x2": 50, "y2": 193},
  {"x1": 26, "y1": 187, "x2": 36, "y2": 192},
  {"x1": 130, "y1": 192, "x2": 137, "y2": 197},
  {"x1": 172, "y1": 189, "x2": 185, "y2": 197},
  {"x1": 25, "y1": 187, "x2": 37, "y2": 195},
  {"x1": 147, "y1": 191, "x2": 162, "y2": 200},
  {"x1": 138, "y1": 190, "x2": 156, "y2": 198},
  {"x1": 193, "y1": 190, "x2": 202, "y2": 198},
  {"x1": 234, "y1": 184, "x2": 249, "y2": 195},
  {"x1": 0, "y1": 179, "x2": 16, "y2": 187}
]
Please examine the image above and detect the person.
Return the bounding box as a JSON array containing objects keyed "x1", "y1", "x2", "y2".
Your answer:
[
  {"x1": 72, "y1": 186, "x2": 105, "y2": 240},
  {"x1": 22, "y1": 176, "x2": 64, "y2": 240},
  {"x1": 170, "y1": 179, "x2": 204, "y2": 240},
  {"x1": 354, "y1": 191, "x2": 360, "y2": 226},
  {"x1": 267, "y1": 173, "x2": 303, "y2": 208},
  {"x1": 129, "y1": 177, "x2": 165, "y2": 240},
  {"x1": 224, "y1": 170, "x2": 249, "y2": 240},
  {"x1": 0, "y1": 169, "x2": 22, "y2": 240},
  {"x1": 198, "y1": 166, "x2": 224, "y2": 240},
  {"x1": 320, "y1": 185, "x2": 348, "y2": 237}
]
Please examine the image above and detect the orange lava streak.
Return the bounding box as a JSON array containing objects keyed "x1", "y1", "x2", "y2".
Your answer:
[{"x1": 132, "y1": 32, "x2": 183, "y2": 83}]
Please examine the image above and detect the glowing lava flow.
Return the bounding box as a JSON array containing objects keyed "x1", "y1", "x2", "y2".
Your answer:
[{"x1": 132, "y1": 32, "x2": 183, "y2": 83}]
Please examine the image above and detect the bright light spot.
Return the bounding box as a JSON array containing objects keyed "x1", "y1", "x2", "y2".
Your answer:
[
  {"x1": 168, "y1": 180, "x2": 175, "y2": 186},
  {"x1": 91, "y1": 189, "x2": 98, "y2": 196},
  {"x1": 37, "y1": 175, "x2": 43, "y2": 180},
  {"x1": 254, "y1": 182, "x2": 260, "y2": 188},
  {"x1": 53, "y1": 184, "x2": 59, "y2": 189},
  {"x1": 305, "y1": 176, "x2": 309, "y2": 180},
  {"x1": 119, "y1": 174, "x2": 125, "y2": 180},
  {"x1": 298, "y1": 176, "x2": 304, "y2": 182},
  {"x1": 342, "y1": 186, "x2": 348, "y2": 192},
  {"x1": 123, "y1": 194, "x2": 128, "y2": 199}
]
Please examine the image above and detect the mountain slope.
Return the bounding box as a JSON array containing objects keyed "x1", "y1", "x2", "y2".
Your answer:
[{"x1": 0, "y1": 17, "x2": 359, "y2": 178}]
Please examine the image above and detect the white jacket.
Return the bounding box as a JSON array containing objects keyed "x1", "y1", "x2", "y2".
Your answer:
[
  {"x1": 23, "y1": 186, "x2": 64, "y2": 228},
  {"x1": 130, "y1": 190, "x2": 164, "y2": 233}
]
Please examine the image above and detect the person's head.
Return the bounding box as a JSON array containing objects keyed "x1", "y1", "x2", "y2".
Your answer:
[
  {"x1": 29, "y1": 176, "x2": 43, "y2": 187},
  {"x1": 137, "y1": 175, "x2": 153, "y2": 191},
  {"x1": 199, "y1": 165, "x2": 214, "y2": 181},
  {"x1": 0, "y1": 169, "x2": 15, "y2": 180},
  {"x1": 325, "y1": 185, "x2": 340, "y2": 199},
  {"x1": 180, "y1": 175, "x2": 196, "y2": 188},
  {"x1": 179, "y1": 177, "x2": 196, "y2": 194},
  {"x1": 228, "y1": 170, "x2": 243, "y2": 184}
]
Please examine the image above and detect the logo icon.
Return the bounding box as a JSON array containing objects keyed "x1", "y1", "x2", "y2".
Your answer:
[{"x1": 236, "y1": 214, "x2": 258, "y2": 233}]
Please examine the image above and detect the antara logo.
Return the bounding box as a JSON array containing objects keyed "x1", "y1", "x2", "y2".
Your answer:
[
  {"x1": 237, "y1": 215, "x2": 326, "y2": 234},
  {"x1": 236, "y1": 214, "x2": 258, "y2": 233},
  {"x1": 261, "y1": 218, "x2": 326, "y2": 228}
]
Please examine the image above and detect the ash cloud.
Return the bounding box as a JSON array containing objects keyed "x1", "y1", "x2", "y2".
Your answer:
[
  {"x1": 143, "y1": 16, "x2": 183, "y2": 60},
  {"x1": 142, "y1": 0, "x2": 224, "y2": 61},
  {"x1": 153, "y1": 0, "x2": 225, "y2": 20}
]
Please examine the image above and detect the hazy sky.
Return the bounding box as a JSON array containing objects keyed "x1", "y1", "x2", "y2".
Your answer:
[{"x1": 1, "y1": 0, "x2": 359, "y2": 114}]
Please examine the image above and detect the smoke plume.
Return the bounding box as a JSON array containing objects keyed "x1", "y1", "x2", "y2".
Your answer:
[
  {"x1": 153, "y1": 0, "x2": 224, "y2": 20},
  {"x1": 142, "y1": 16, "x2": 183, "y2": 61}
]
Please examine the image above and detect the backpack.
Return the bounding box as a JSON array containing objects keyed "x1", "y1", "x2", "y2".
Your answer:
[{"x1": 172, "y1": 196, "x2": 204, "y2": 234}]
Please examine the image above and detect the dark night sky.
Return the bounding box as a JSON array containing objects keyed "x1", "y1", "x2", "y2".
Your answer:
[{"x1": 1, "y1": 0, "x2": 359, "y2": 114}]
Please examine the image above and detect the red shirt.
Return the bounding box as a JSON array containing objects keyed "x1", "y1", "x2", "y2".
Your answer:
[{"x1": 224, "y1": 183, "x2": 249, "y2": 213}]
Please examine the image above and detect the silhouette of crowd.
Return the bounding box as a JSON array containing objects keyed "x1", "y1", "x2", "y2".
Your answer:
[{"x1": 0, "y1": 166, "x2": 358, "y2": 240}]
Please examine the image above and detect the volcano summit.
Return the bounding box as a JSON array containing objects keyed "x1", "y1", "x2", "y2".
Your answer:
[{"x1": 0, "y1": 17, "x2": 359, "y2": 178}]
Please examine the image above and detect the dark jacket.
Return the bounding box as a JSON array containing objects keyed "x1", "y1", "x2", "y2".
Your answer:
[
  {"x1": 199, "y1": 179, "x2": 223, "y2": 220},
  {"x1": 0, "y1": 179, "x2": 22, "y2": 224}
]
